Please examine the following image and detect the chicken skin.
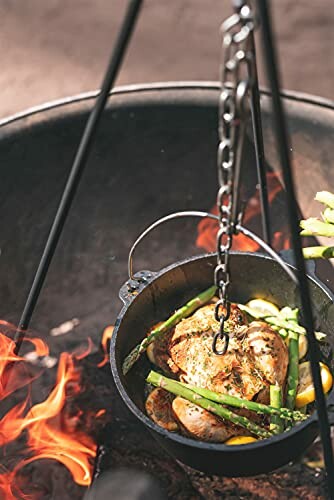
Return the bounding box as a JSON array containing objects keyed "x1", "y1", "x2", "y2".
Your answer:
[{"x1": 146, "y1": 302, "x2": 289, "y2": 442}]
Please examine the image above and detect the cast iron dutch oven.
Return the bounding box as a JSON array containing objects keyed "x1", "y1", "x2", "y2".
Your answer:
[{"x1": 111, "y1": 252, "x2": 334, "y2": 477}]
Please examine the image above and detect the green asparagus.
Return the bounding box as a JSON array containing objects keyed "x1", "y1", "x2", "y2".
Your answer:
[
  {"x1": 122, "y1": 285, "x2": 217, "y2": 375},
  {"x1": 315, "y1": 191, "x2": 334, "y2": 209},
  {"x1": 178, "y1": 381, "x2": 306, "y2": 421},
  {"x1": 300, "y1": 218, "x2": 334, "y2": 237},
  {"x1": 270, "y1": 385, "x2": 284, "y2": 434},
  {"x1": 147, "y1": 370, "x2": 273, "y2": 439},
  {"x1": 286, "y1": 330, "x2": 299, "y2": 410},
  {"x1": 323, "y1": 207, "x2": 334, "y2": 224},
  {"x1": 303, "y1": 246, "x2": 334, "y2": 260}
]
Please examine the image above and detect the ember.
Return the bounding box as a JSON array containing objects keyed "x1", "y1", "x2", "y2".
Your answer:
[{"x1": 0, "y1": 323, "x2": 110, "y2": 499}]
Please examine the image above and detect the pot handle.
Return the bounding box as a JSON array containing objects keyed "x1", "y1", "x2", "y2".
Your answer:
[
  {"x1": 127, "y1": 211, "x2": 217, "y2": 283},
  {"x1": 127, "y1": 210, "x2": 297, "y2": 286},
  {"x1": 120, "y1": 269, "x2": 157, "y2": 304}
]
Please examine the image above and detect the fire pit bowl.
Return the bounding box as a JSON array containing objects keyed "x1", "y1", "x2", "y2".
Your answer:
[
  {"x1": 1, "y1": 82, "x2": 334, "y2": 332},
  {"x1": 111, "y1": 252, "x2": 334, "y2": 477},
  {"x1": 1, "y1": 82, "x2": 334, "y2": 485}
]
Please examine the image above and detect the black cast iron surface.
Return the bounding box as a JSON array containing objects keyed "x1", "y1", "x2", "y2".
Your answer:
[
  {"x1": 1, "y1": 83, "x2": 334, "y2": 341},
  {"x1": 111, "y1": 253, "x2": 334, "y2": 478},
  {"x1": 1, "y1": 84, "x2": 334, "y2": 497}
]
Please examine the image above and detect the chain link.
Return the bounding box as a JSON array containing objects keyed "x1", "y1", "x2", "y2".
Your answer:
[{"x1": 212, "y1": 1, "x2": 256, "y2": 356}]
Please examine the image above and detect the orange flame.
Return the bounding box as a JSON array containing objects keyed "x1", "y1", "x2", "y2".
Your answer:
[
  {"x1": 97, "y1": 326, "x2": 114, "y2": 368},
  {"x1": 72, "y1": 337, "x2": 94, "y2": 360},
  {"x1": 0, "y1": 325, "x2": 49, "y2": 400},
  {"x1": 0, "y1": 468, "x2": 16, "y2": 500},
  {"x1": 0, "y1": 330, "x2": 98, "y2": 497},
  {"x1": 196, "y1": 172, "x2": 290, "y2": 252}
]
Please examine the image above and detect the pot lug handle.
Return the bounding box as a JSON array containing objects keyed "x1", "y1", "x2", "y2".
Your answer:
[{"x1": 119, "y1": 270, "x2": 157, "y2": 305}]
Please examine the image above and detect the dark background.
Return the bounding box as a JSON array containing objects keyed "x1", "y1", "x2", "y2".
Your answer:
[{"x1": 0, "y1": 0, "x2": 333, "y2": 118}]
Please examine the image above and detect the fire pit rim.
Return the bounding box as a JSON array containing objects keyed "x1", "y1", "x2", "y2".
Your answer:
[{"x1": 1, "y1": 81, "x2": 334, "y2": 129}]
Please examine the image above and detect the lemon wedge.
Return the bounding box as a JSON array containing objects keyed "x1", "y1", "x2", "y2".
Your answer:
[
  {"x1": 298, "y1": 335, "x2": 308, "y2": 360},
  {"x1": 245, "y1": 299, "x2": 280, "y2": 318},
  {"x1": 225, "y1": 436, "x2": 257, "y2": 445},
  {"x1": 295, "y1": 361, "x2": 333, "y2": 408}
]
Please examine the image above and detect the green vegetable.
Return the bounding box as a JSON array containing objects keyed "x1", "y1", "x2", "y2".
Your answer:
[
  {"x1": 286, "y1": 330, "x2": 299, "y2": 410},
  {"x1": 303, "y1": 246, "x2": 334, "y2": 260},
  {"x1": 322, "y1": 207, "x2": 334, "y2": 224},
  {"x1": 146, "y1": 371, "x2": 273, "y2": 439},
  {"x1": 300, "y1": 218, "x2": 334, "y2": 237},
  {"x1": 270, "y1": 385, "x2": 284, "y2": 434},
  {"x1": 122, "y1": 285, "x2": 217, "y2": 375},
  {"x1": 178, "y1": 380, "x2": 306, "y2": 422},
  {"x1": 315, "y1": 191, "x2": 334, "y2": 209}
]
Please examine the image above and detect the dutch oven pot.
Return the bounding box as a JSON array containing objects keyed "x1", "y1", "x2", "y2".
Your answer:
[{"x1": 111, "y1": 252, "x2": 334, "y2": 477}]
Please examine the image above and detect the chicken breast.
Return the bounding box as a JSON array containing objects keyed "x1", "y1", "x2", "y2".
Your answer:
[
  {"x1": 146, "y1": 302, "x2": 288, "y2": 441},
  {"x1": 169, "y1": 304, "x2": 288, "y2": 403},
  {"x1": 145, "y1": 387, "x2": 179, "y2": 432},
  {"x1": 172, "y1": 397, "x2": 244, "y2": 442}
]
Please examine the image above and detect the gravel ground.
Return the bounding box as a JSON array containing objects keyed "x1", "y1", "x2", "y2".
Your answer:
[{"x1": 0, "y1": 0, "x2": 333, "y2": 118}]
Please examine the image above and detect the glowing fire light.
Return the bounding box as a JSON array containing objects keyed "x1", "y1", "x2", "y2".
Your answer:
[
  {"x1": 197, "y1": 172, "x2": 290, "y2": 252},
  {"x1": 0, "y1": 321, "x2": 49, "y2": 400},
  {"x1": 0, "y1": 325, "x2": 105, "y2": 499},
  {"x1": 97, "y1": 326, "x2": 114, "y2": 368}
]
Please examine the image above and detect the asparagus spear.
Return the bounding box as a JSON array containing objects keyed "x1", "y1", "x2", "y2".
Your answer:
[
  {"x1": 300, "y1": 218, "x2": 334, "y2": 237},
  {"x1": 265, "y1": 316, "x2": 305, "y2": 334},
  {"x1": 323, "y1": 207, "x2": 334, "y2": 224},
  {"x1": 270, "y1": 385, "x2": 284, "y2": 434},
  {"x1": 178, "y1": 381, "x2": 306, "y2": 421},
  {"x1": 279, "y1": 307, "x2": 299, "y2": 322},
  {"x1": 286, "y1": 330, "x2": 299, "y2": 410},
  {"x1": 315, "y1": 191, "x2": 334, "y2": 209},
  {"x1": 238, "y1": 304, "x2": 326, "y2": 341},
  {"x1": 122, "y1": 285, "x2": 217, "y2": 375},
  {"x1": 147, "y1": 371, "x2": 273, "y2": 439},
  {"x1": 303, "y1": 246, "x2": 334, "y2": 260}
]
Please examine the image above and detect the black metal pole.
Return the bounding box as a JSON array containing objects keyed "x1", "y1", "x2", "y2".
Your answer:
[
  {"x1": 232, "y1": 0, "x2": 271, "y2": 243},
  {"x1": 249, "y1": 32, "x2": 271, "y2": 244},
  {"x1": 257, "y1": 1, "x2": 334, "y2": 496},
  {"x1": 13, "y1": 0, "x2": 143, "y2": 354}
]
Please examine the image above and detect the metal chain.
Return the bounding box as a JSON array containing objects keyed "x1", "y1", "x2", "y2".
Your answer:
[{"x1": 212, "y1": 2, "x2": 256, "y2": 355}]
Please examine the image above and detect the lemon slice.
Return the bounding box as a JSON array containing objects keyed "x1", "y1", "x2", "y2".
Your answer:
[
  {"x1": 298, "y1": 335, "x2": 308, "y2": 360},
  {"x1": 295, "y1": 361, "x2": 333, "y2": 408},
  {"x1": 225, "y1": 436, "x2": 257, "y2": 445},
  {"x1": 245, "y1": 299, "x2": 280, "y2": 318}
]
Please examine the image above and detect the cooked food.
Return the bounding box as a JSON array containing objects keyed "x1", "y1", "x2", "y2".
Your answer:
[
  {"x1": 140, "y1": 292, "x2": 332, "y2": 444},
  {"x1": 153, "y1": 303, "x2": 288, "y2": 402},
  {"x1": 145, "y1": 387, "x2": 179, "y2": 431},
  {"x1": 171, "y1": 396, "x2": 245, "y2": 442},
  {"x1": 295, "y1": 361, "x2": 333, "y2": 409}
]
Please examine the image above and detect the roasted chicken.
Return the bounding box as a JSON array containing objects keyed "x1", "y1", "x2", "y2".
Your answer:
[{"x1": 146, "y1": 301, "x2": 289, "y2": 442}]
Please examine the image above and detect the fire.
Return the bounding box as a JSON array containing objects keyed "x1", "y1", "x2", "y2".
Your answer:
[
  {"x1": 0, "y1": 321, "x2": 49, "y2": 400},
  {"x1": 0, "y1": 468, "x2": 17, "y2": 500},
  {"x1": 197, "y1": 172, "x2": 290, "y2": 252},
  {"x1": 0, "y1": 324, "x2": 105, "y2": 499},
  {"x1": 97, "y1": 325, "x2": 114, "y2": 368}
]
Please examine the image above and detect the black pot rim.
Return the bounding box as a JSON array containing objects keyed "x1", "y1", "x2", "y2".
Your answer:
[{"x1": 111, "y1": 251, "x2": 333, "y2": 453}]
